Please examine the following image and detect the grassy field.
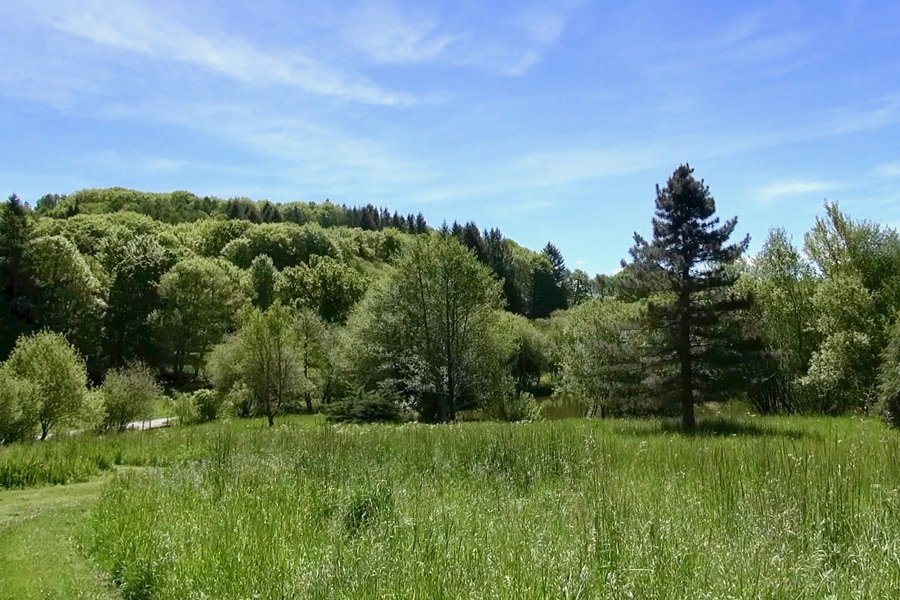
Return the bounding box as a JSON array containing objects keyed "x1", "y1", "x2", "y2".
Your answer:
[{"x1": 3, "y1": 414, "x2": 900, "y2": 598}]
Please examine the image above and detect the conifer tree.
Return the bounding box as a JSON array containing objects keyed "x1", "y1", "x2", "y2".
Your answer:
[
  {"x1": 0, "y1": 194, "x2": 35, "y2": 354},
  {"x1": 625, "y1": 165, "x2": 758, "y2": 430}
]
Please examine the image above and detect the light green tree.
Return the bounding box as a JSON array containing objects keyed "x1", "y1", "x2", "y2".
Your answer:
[
  {"x1": 0, "y1": 367, "x2": 39, "y2": 444},
  {"x1": 236, "y1": 302, "x2": 309, "y2": 426},
  {"x1": 150, "y1": 258, "x2": 245, "y2": 379},
  {"x1": 6, "y1": 331, "x2": 88, "y2": 440},
  {"x1": 99, "y1": 364, "x2": 163, "y2": 431},
  {"x1": 553, "y1": 299, "x2": 649, "y2": 417},
  {"x1": 349, "y1": 233, "x2": 503, "y2": 422}
]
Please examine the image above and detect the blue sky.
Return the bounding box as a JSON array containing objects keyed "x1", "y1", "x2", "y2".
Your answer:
[{"x1": 2, "y1": 0, "x2": 899, "y2": 275}]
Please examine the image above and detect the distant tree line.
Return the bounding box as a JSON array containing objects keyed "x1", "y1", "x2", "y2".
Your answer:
[{"x1": 3, "y1": 164, "x2": 900, "y2": 443}]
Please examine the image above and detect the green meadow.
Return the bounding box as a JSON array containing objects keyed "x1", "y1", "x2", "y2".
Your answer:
[{"x1": 3, "y1": 414, "x2": 900, "y2": 599}]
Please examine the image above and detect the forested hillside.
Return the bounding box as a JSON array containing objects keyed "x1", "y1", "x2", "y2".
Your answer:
[{"x1": 3, "y1": 165, "x2": 900, "y2": 443}]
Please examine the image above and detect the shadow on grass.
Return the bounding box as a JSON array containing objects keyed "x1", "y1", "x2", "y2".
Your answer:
[{"x1": 616, "y1": 418, "x2": 808, "y2": 440}]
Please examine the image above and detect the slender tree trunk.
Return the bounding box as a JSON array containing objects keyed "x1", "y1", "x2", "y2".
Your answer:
[
  {"x1": 267, "y1": 412, "x2": 275, "y2": 427},
  {"x1": 679, "y1": 285, "x2": 696, "y2": 431}
]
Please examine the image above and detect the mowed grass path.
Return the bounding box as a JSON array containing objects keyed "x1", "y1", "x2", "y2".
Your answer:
[
  {"x1": 0, "y1": 478, "x2": 118, "y2": 599},
  {"x1": 64, "y1": 416, "x2": 900, "y2": 599}
]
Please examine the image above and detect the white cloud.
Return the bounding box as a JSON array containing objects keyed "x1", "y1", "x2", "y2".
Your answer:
[
  {"x1": 50, "y1": 2, "x2": 417, "y2": 106},
  {"x1": 754, "y1": 180, "x2": 837, "y2": 203},
  {"x1": 872, "y1": 163, "x2": 900, "y2": 177},
  {"x1": 338, "y1": 5, "x2": 457, "y2": 64}
]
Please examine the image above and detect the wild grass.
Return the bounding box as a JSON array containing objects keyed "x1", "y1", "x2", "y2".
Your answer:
[
  {"x1": 0, "y1": 414, "x2": 323, "y2": 489},
  {"x1": 85, "y1": 415, "x2": 900, "y2": 599}
]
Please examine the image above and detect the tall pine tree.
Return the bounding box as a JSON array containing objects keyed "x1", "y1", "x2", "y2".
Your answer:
[
  {"x1": 0, "y1": 194, "x2": 35, "y2": 356},
  {"x1": 625, "y1": 165, "x2": 758, "y2": 430}
]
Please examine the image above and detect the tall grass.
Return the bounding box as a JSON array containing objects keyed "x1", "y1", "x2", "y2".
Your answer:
[
  {"x1": 0, "y1": 415, "x2": 322, "y2": 489},
  {"x1": 86, "y1": 416, "x2": 900, "y2": 598}
]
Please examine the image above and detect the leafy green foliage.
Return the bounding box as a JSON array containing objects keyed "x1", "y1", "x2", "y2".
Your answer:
[
  {"x1": 99, "y1": 364, "x2": 163, "y2": 432},
  {"x1": 208, "y1": 303, "x2": 310, "y2": 426},
  {"x1": 348, "y1": 233, "x2": 504, "y2": 421},
  {"x1": 149, "y1": 258, "x2": 245, "y2": 379},
  {"x1": 801, "y1": 202, "x2": 900, "y2": 412},
  {"x1": 104, "y1": 234, "x2": 177, "y2": 369},
  {"x1": 247, "y1": 254, "x2": 278, "y2": 310},
  {"x1": 278, "y1": 256, "x2": 367, "y2": 323},
  {"x1": 0, "y1": 367, "x2": 39, "y2": 444},
  {"x1": 553, "y1": 299, "x2": 652, "y2": 417},
  {"x1": 25, "y1": 235, "x2": 106, "y2": 372},
  {"x1": 0, "y1": 194, "x2": 35, "y2": 356},
  {"x1": 877, "y1": 314, "x2": 900, "y2": 426},
  {"x1": 5, "y1": 331, "x2": 88, "y2": 440}
]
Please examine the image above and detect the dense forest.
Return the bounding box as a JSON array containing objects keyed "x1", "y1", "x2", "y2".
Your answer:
[{"x1": 3, "y1": 164, "x2": 900, "y2": 442}]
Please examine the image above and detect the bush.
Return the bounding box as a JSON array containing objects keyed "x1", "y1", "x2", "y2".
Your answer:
[
  {"x1": 193, "y1": 389, "x2": 225, "y2": 423},
  {"x1": 0, "y1": 368, "x2": 39, "y2": 444},
  {"x1": 325, "y1": 387, "x2": 407, "y2": 424},
  {"x1": 99, "y1": 364, "x2": 163, "y2": 431},
  {"x1": 484, "y1": 391, "x2": 542, "y2": 422},
  {"x1": 877, "y1": 316, "x2": 900, "y2": 426},
  {"x1": 171, "y1": 389, "x2": 225, "y2": 425},
  {"x1": 171, "y1": 392, "x2": 199, "y2": 425},
  {"x1": 6, "y1": 331, "x2": 88, "y2": 439}
]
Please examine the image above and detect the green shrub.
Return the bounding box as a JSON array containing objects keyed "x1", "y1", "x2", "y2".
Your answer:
[
  {"x1": 99, "y1": 364, "x2": 162, "y2": 431},
  {"x1": 325, "y1": 387, "x2": 406, "y2": 424},
  {"x1": 0, "y1": 368, "x2": 39, "y2": 444},
  {"x1": 193, "y1": 389, "x2": 225, "y2": 423},
  {"x1": 171, "y1": 392, "x2": 199, "y2": 426},
  {"x1": 877, "y1": 315, "x2": 900, "y2": 426},
  {"x1": 485, "y1": 391, "x2": 542, "y2": 422},
  {"x1": 6, "y1": 331, "x2": 88, "y2": 439}
]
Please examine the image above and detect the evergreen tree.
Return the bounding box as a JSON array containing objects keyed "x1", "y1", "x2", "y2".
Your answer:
[
  {"x1": 461, "y1": 222, "x2": 488, "y2": 264},
  {"x1": 625, "y1": 164, "x2": 758, "y2": 430},
  {"x1": 259, "y1": 201, "x2": 282, "y2": 223},
  {"x1": 248, "y1": 254, "x2": 278, "y2": 310},
  {"x1": 415, "y1": 213, "x2": 428, "y2": 234},
  {"x1": 0, "y1": 194, "x2": 35, "y2": 355}
]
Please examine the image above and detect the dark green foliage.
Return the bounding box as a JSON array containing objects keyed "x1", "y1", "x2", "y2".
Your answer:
[
  {"x1": 625, "y1": 165, "x2": 759, "y2": 430},
  {"x1": 221, "y1": 222, "x2": 339, "y2": 270},
  {"x1": 248, "y1": 255, "x2": 278, "y2": 310},
  {"x1": 105, "y1": 235, "x2": 178, "y2": 369},
  {"x1": 0, "y1": 194, "x2": 35, "y2": 355},
  {"x1": 877, "y1": 315, "x2": 900, "y2": 426},
  {"x1": 325, "y1": 387, "x2": 405, "y2": 423}
]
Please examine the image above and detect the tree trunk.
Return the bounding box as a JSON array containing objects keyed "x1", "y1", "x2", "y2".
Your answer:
[
  {"x1": 679, "y1": 286, "x2": 696, "y2": 432},
  {"x1": 267, "y1": 412, "x2": 275, "y2": 427},
  {"x1": 40, "y1": 422, "x2": 49, "y2": 441}
]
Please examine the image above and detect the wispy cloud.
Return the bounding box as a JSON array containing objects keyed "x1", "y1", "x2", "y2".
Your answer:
[
  {"x1": 754, "y1": 180, "x2": 839, "y2": 204},
  {"x1": 872, "y1": 162, "x2": 900, "y2": 177},
  {"x1": 338, "y1": 5, "x2": 457, "y2": 64},
  {"x1": 51, "y1": 2, "x2": 418, "y2": 106}
]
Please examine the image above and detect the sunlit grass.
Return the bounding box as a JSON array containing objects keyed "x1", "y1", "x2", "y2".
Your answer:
[
  {"x1": 0, "y1": 414, "x2": 323, "y2": 489},
  {"x1": 84, "y1": 415, "x2": 900, "y2": 599}
]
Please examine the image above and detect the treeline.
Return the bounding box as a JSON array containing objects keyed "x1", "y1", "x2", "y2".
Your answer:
[
  {"x1": 0, "y1": 185, "x2": 588, "y2": 442},
  {"x1": 37, "y1": 187, "x2": 430, "y2": 232},
  {"x1": 3, "y1": 165, "x2": 900, "y2": 444}
]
